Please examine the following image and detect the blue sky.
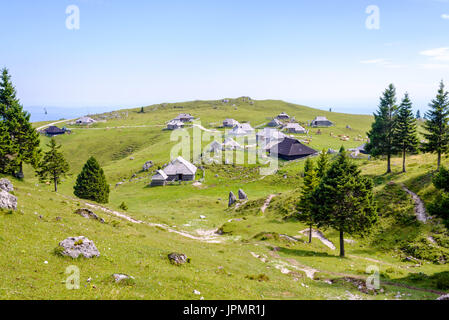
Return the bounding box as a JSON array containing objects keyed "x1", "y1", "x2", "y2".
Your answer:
[{"x1": 0, "y1": 0, "x2": 448, "y2": 115}]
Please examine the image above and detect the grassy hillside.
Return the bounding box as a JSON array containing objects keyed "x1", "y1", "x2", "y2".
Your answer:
[{"x1": 1, "y1": 98, "x2": 448, "y2": 300}]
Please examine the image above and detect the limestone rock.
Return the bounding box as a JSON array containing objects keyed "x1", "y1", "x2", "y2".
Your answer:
[
  {"x1": 58, "y1": 236, "x2": 100, "y2": 259},
  {"x1": 0, "y1": 190, "x2": 17, "y2": 210},
  {"x1": 142, "y1": 161, "x2": 154, "y2": 171},
  {"x1": 0, "y1": 178, "x2": 13, "y2": 192},
  {"x1": 168, "y1": 252, "x2": 189, "y2": 265},
  {"x1": 74, "y1": 208, "x2": 105, "y2": 223},
  {"x1": 238, "y1": 189, "x2": 248, "y2": 200},
  {"x1": 112, "y1": 273, "x2": 135, "y2": 283},
  {"x1": 437, "y1": 294, "x2": 449, "y2": 300},
  {"x1": 228, "y1": 191, "x2": 237, "y2": 207}
]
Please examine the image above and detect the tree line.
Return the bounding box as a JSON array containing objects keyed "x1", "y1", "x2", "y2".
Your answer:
[
  {"x1": 0, "y1": 68, "x2": 109, "y2": 203},
  {"x1": 366, "y1": 81, "x2": 449, "y2": 172}
]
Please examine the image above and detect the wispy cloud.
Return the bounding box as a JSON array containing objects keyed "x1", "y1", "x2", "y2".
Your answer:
[
  {"x1": 442, "y1": 14, "x2": 449, "y2": 19},
  {"x1": 360, "y1": 59, "x2": 402, "y2": 68},
  {"x1": 420, "y1": 47, "x2": 449, "y2": 61}
]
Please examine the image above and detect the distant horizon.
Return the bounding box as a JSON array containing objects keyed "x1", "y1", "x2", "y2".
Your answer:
[{"x1": 25, "y1": 97, "x2": 379, "y2": 123}]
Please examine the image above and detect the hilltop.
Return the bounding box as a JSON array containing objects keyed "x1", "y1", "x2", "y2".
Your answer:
[{"x1": 1, "y1": 98, "x2": 448, "y2": 300}]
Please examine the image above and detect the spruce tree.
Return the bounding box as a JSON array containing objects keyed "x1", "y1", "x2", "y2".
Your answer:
[
  {"x1": 311, "y1": 148, "x2": 378, "y2": 257},
  {"x1": 422, "y1": 81, "x2": 449, "y2": 170},
  {"x1": 296, "y1": 158, "x2": 319, "y2": 243},
  {"x1": 0, "y1": 121, "x2": 14, "y2": 173},
  {"x1": 366, "y1": 84, "x2": 398, "y2": 173},
  {"x1": 416, "y1": 110, "x2": 421, "y2": 120},
  {"x1": 393, "y1": 93, "x2": 419, "y2": 172},
  {"x1": 0, "y1": 68, "x2": 41, "y2": 177},
  {"x1": 74, "y1": 156, "x2": 110, "y2": 203},
  {"x1": 316, "y1": 149, "x2": 329, "y2": 179},
  {"x1": 36, "y1": 138, "x2": 70, "y2": 192}
]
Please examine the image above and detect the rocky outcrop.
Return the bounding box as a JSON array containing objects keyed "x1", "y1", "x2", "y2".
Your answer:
[
  {"x1": 0, "y1": 178, "x2": 13, "y2": 192},
  {"x1": 57, "y1": 236, "x2": 100, "y2": 259},
  {"x1": 228, "y1": 191, "x2": 237, "y2": 207},
  {"x1": 168, "y1": 252, "x2": 189, "y2": 265},
  {"x1": 0, "y1": 190, "x2": 17, "y2": 210},
  {"x1": 238, "y1": 189, "x2": 247, "y2": 200},
  {"x1": 142, "y1": 161, "x2": 154, "y2": 171},
  {"x1": 74, "y1": 208, "x2": 105, "y2": 223},
  {"x1": 437, "y1": 294, "x2": 449, "y2": 300}
]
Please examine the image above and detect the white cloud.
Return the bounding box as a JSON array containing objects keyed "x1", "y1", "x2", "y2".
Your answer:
[
  {"x1": 360, "y1": 59, "x2": 402, "y2": 68},
  {"x1": 420, "y1": 47, "x2": 449, "y2": 61},
  {"x1": 442, "y1": 14, "x2": 449, "y2": 19}
]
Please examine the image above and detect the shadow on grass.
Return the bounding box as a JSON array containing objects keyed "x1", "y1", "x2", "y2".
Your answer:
[{"x1": 278, "y1": 246, "x2": 335, "y2": 258}]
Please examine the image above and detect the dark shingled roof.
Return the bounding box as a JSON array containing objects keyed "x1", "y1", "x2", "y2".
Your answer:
[
  {"x1": 270, "y1": 137, "x2": 318, "y2": 160},
  {"x1": 44, "y1": 126, "x2": 65, "y2": 135}
]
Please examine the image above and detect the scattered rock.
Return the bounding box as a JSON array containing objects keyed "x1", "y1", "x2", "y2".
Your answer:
[
  {"x1": 115, "y1": 182, "x2": 123, "y2": 188},
  {"x1": 74, "y1": 208, "x2": 105, "y2": 223},
  {"x1": 168, "y1": 252, "x2": 189, "y2": 265},
  {"x1": 112, "y1": 273, "x2": 135, "y2": 284},
  {"x1": 437, "y1": 294, "x2": 449, "y2": 300},
  {"x1": 142, "y1": 161, "x2": 154, "y2": 171},
  {"x1": 193, "y1": 289, "x2": 201, "y2": 295},
  {"x1": 0, "y1": 178, "x2": 14, "y2": 192},
  {"x1": 129, "y1": 157, "x2": 134, "y2": 160},
  {"x1": 238, "y1": 189, "x2": 248, "y2": 200},
  {"x1": 228, "y1": 191, "x2": 237, "y2": 207},
  {"x1": 199, "y1": 215, "x2": 206, "y2": 219},
  {"x1": 57, "y1": 236, "x2": 100, "y2": 259},
  {"x1": 0, "y1": 189, "x2": 17, "y2": 210}
]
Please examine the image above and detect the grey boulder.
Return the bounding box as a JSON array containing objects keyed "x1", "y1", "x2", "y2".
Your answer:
[
  {"x1": 0, "y1": 178, "x2": 13, "y2": 192},
  {"x1": 0, "y1": 189, "x2": 17, "y2": 210},
  {"x1": 142, "y1": 161, "x2": 154, "y2": 171},
  {"x1": 168, "y1": 252, "x2": 189, "y2": 265},
  {"x1": 74, "y1": 208, "x2": 105, "y2": 223},
  {"x1": 228, "y1": 191, "x2": 237, "y2": 207},
  {"x1": 238, "y1": 189, "x2": 247, "y2": 200},
  {"x1": 58, "y1": 236, "x2": 100, "y2": 259}
]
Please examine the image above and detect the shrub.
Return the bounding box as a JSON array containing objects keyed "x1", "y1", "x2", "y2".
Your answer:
[
  {"x1": 119, "y1": 202, "x2": 128, "y2": 211},
  {"x1": 73, "y1": 157, "x2": 110, "y2": 203},
  {"x1": 433, "y1": 166, "x2": 449, "y2": 192},
  {"x1": 245, "y1": 274, "x2": 270, "y2": 282}
]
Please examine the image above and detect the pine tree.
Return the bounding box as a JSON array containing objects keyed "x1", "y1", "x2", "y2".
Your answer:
[
  {"x1": 422, "y1": 81, "x2": 449, "y2": 170},
  {"x1": 0, "y1": 121, "x2": 15, "y2": 173},
  {"x1": 296, "y1": 158, "x2": 319, "y2": 243},
  {"x1": 416, "y1": 110, "x2": 421, "y2": 120},
  {"x1": 316, "y1": 149, "x2": 329, "y2": 179},
  {"x1": 366, "y1": 84, "x2": 398, "y2": 173},
  {"x1": 393, "y1": 93, "x2": 419, "y2": 173},
  {"x1": 139, "y1": 106, "x2": 145, "y2": 113},
  {"x1": 0, "y1": 68, "x2": 41, "y2": 177},
  {"x1": 74, "y1": 156, "x2": 110, "y2": 203},
  {"x1": 36, "y1": 138, "x2": 69, "y2": 192},
  {"x1": 311, "y1": 148, "x2": 378, "y2": 257}
]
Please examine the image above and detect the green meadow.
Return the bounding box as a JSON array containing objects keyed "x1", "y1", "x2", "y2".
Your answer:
[{"x1": 2, "y1": 98, "x2": 448, "y2": 300}]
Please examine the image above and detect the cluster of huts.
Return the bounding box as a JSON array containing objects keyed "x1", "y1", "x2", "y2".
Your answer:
[
  {"x1": 41, "y1": 116, "x2": 98, "y2": 136},
  {"x1": 166, "y1": 113, "x2": 195, "y2": 130}
]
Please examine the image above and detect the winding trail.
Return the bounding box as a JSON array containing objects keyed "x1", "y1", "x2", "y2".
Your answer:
[
  {"x1": 299, "y1": 229, "x2": 336, "y2": 250},
  {"x1": 260, "y1": 194, "x2": 276, "y2": 213},
  {"x1": 35, "y1": 119, "x2": 75, "y2": 131},
  {"x1": 82, "y1": 202, "x2": 222, "y2": 243},
  {"x1": 401, "y1": 184, "x2": 429, "y2": 223}
]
